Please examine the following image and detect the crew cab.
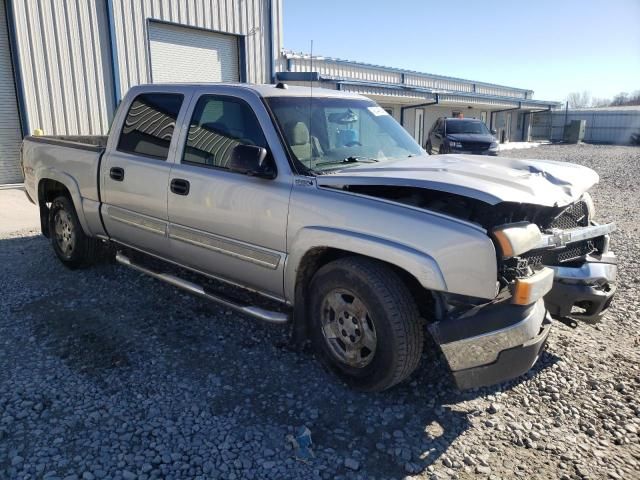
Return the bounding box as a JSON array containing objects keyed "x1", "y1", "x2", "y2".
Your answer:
[
  {"x1": 21, "y1": 83, "x2": 617, "y2": 391},
  {"x1": 426, "y1": 117, "x2": 499, "y2": 155}
]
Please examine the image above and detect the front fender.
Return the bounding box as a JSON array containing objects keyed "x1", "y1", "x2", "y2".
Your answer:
[
  {"x1": 37, "y1": 169, "x2": 92, "y2": 236},
  {"x1": 284, "y1": 226, "x2": 447, "y2": 303}
]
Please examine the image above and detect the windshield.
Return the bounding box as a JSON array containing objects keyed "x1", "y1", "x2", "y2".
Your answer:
[
  {"x1": 446, "y1": 120, "x2": 491, "y2": 135},
  {"x1": 266, "y1": 97, "x2": 423, "y2": 173}
]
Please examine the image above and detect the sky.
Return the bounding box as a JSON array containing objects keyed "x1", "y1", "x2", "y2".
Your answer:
[{"x1": 283, "y1": 0, "x2": 640, "y2": 102}]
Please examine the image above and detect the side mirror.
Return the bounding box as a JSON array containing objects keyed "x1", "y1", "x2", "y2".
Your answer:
[
  {"x1": 228, "y1": 145, "x2": 276, "y2": 179},
  {"x1": 490, "y1": 128, "x2": 497, "y2": 135}
]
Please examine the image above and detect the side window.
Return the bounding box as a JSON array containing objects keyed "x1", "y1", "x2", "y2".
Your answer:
[
  {"x1": 117, "y1": 93, "x2": 184, "y2": 160},
  {"x1": 183, "y1": 95, "x2": 267, "y2": 169}
]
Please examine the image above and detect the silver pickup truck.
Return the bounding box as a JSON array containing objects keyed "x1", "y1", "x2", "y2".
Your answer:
[{"x1": 22, "y1": 83, "x2": 617, "y2": 392}]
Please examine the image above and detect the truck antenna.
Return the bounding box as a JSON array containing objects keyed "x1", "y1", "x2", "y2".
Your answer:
[{"x1": 309, "y1": 40, "x2": 314, "y2": 167}]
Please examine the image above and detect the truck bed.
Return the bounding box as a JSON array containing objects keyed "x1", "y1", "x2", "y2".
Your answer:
[
  {"x1": 22, "y1": 135, "x2": 108, "y2": 210},
  {"x1": 25, "y1": 135, "x2": 108, "y2": 151}
]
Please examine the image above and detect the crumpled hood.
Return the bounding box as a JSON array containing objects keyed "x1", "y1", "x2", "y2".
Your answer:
[{"x1": 316, "y1": 154, "x2": 599, "y2": 207}]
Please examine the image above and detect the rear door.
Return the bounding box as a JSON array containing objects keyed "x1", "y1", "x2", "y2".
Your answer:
[
  {"x1": 101, "y1": 88, "x2": 191, "y2": 256},
  {"x1": 166, "y1": 88, "x2": 293, "y2": 299}
]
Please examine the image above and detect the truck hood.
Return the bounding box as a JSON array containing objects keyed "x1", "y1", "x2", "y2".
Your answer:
[{"x1": 316, "y1": 154, "x2": 599, "y2": 207}]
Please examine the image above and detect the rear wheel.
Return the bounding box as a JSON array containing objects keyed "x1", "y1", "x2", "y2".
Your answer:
[
  {"x1": 309, "y1": 257, "x2": 424, "y2": 392},
  {"x1": 49, "y1": 196, "x2": 99, "y2": 269}
]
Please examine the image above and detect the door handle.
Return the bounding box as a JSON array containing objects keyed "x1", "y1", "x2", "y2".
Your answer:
[
  {"x1": 109, "y1": 167, "x2": 124, "y2": 181},
  {"x1": 170, "y1": 178, "x2": 190, "y2": 196}
]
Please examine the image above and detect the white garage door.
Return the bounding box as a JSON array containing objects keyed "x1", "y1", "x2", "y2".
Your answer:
[
  {"x1": 148, "y1": 22, "x2": 239, "y2": 84},
  {"x1": 0, "y1": 0, "x2": 23, "y2": 184}
]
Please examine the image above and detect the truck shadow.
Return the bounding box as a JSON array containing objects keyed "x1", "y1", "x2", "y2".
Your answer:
[{"x1": 3, "y1": 233, "x2": 559, "y2": 479}]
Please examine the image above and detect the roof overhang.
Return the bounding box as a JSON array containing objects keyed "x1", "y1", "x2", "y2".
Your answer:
[{"x1": 275, "y1": 72, "x2": 560, "y2": 111}]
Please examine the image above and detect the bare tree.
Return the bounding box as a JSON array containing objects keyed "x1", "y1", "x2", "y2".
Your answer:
[
  {"x1": 611, "y1": 92, "x2": 630, "y2": 106},
  {"x1": 566, "y1": 91, "x2": 592, "y2": 108},
  {"x1": 590, "y1": 97, "x2": 610, "y2": 107}
]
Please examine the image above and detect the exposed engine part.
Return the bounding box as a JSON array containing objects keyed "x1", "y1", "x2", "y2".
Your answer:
[
  {"x1": 339, "y1": 184, "x2": 604, "y2": 292},
  {"x1": 341, "y1": 185, "x2": 590, "y2": 232}
]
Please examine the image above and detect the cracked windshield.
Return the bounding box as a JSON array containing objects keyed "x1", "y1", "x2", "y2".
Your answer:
[{"x1": 267, "y1": 97, "x2": 423, "y2": 173}]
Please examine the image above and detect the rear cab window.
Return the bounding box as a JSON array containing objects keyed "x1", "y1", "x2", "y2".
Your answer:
[{"x1": 117, "y1": 93, "x2": 184, "y2": 160}]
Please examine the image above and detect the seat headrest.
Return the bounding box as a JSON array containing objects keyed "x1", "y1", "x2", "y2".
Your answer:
[{"x1": 287, "y1": 122, "x2": 310, "y2": 146}]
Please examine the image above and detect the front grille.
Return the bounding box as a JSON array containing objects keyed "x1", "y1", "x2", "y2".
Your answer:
[
  {"x1": 549, "y1": 201, "x2": 589, "y2": 229},
  {"x1": 460, "y1": 141, "x2": 490, "y2": 151},
  {"x1": 521, "y1": 239, "x2": 597, "y2": 267}
]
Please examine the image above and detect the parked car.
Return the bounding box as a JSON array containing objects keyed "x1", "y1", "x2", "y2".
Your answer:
[
  {"x1": 21, "y1": 84, "x2": 617, "y2": 392},
  {"x1": 426, "y1": 117, "x2": 499, "y2": 155}
]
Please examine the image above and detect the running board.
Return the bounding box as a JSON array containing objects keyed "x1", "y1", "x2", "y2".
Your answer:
[{"x1": 115, "y1": 252, "x2": 289, "y2": 324}]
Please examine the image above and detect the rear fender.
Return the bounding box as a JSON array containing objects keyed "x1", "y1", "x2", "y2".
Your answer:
[{"x1": 37, "y1": 169, "x2": 92, "y2": 236}]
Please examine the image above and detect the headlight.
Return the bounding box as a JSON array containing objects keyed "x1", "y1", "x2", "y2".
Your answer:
[
  {"x1": 492, "y1": 222, "x2": 542, "y2": 258},
  {"x1": 450, "y1": 141, "x2": 463, "y2": 149},
  {"x1": 489, "y1": 142, "x2": 498, "y2": 150},
  {"x1": 582, "y1": 192, "x2": 595, "y2": 221}
]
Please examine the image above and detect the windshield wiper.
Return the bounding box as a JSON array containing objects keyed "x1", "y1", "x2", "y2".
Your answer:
[{"x1": 314, "y1": 156, "x2": 380, "y2": 168}]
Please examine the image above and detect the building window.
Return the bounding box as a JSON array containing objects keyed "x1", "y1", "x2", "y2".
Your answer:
[{"x1": 117, "y1": 93, "x2": 184, "y2": 160}]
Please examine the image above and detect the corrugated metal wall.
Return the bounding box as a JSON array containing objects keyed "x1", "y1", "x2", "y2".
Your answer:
[
  {"x1": 287, "y1": 57, "x2": 403, "y2": 84},
  {"x1": 531, "y1": 109, "x2": 640, "y2": 144},
  {"x1": 10, "y1": 0, "x2": 115, "y2": 135},
  {"x1": 110, "y1": 0, "x2": 274, "y2": 96},
  {"x1": 9, "y1": 0, "x2": 278, "y2": 137},
  {"x1": 282, "y1": 55, "x2": 532, "y2": 100}
]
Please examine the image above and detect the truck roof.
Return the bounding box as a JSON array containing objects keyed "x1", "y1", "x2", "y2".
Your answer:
[{"x1": 130, "y1": 83, "x2": 367, "y2": 99}]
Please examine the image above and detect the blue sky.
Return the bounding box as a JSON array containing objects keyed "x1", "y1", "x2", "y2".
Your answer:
[{"x1": 283, "y1": 0, "x2": 640, "y2": 102}]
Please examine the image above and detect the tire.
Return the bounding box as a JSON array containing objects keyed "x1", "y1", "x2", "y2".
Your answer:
[
  {"x1": 48, "y1": 195, "x2": 99, "y2": 269},
  {"x1": 308, "y1": 257, "x2": 424, "y2": 392},
  {"x1": 426, "y1": 141, "x2": 433, "y2": 155}
]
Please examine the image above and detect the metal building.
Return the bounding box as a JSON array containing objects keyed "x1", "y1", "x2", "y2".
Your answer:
[
  {"x1": 530, "y1": 106, "x2": 640, "y2": 144},
  {"x1": 0, "y1": 0, "x2": 282, "y2": 184},
  {"x1": 276, "y1": 51, "x2": 561, "y2": 148}
]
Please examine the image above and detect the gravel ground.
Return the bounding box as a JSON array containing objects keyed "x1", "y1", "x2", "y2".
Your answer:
[{"x1": 1, "y1": 144, "x2": 639, "y2": 480}]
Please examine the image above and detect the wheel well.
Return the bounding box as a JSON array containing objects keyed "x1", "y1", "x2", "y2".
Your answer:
[
  {"x1": 37, "y1": 179, "x2": 72, "y2": 237},
  {"x1": 291, "y1": 247, "x2": 438, "y2": 344}
]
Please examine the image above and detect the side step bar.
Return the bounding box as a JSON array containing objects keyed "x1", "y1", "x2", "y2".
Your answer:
[{"x1": 115, "y1": 252, "x2": 289, "y2": 324}]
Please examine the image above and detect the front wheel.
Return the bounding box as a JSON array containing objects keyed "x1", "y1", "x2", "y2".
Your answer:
[
  {"x1": 49, "y1": 196, "x2": 99, "y2": 269},
  {"x1": 309, "y1": 257, "x2": 424, "y2": 392}
]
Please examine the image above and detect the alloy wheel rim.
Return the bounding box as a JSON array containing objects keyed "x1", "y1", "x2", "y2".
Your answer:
[
  {"x1": 320, "y1": 289, "x2": 377, "y2": 368},
  {"x1": 54, "y1": 209, "x2": 75, "y2": 258}
]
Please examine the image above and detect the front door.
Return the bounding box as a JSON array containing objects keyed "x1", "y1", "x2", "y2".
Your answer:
[
  {"x1": 414, "y1": 109, "x2": 425, "y2": 146},
  {"x1": 101, "y1": 90, "x2": 189, "y2": 257},
  {"x1": 167, "y1": 90, "x2": 292, "y2": 299}
]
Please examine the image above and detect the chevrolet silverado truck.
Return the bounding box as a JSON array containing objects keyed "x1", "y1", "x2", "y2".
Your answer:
[{"x1": 21, "y1": 83, "x2": 617, "y2": 392}]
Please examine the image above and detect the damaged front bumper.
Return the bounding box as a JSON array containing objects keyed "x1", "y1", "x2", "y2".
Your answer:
[
  {"x1": 429, "y1": 297, "x2": 551, "y2": 390},
  {"x1": 545, "y1": 251, "x2": 617, "y2": 323}
]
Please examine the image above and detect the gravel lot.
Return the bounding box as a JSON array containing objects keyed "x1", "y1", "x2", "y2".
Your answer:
[{"x1": 1, "y1": 144, "x2": 639, "y2": 480}]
